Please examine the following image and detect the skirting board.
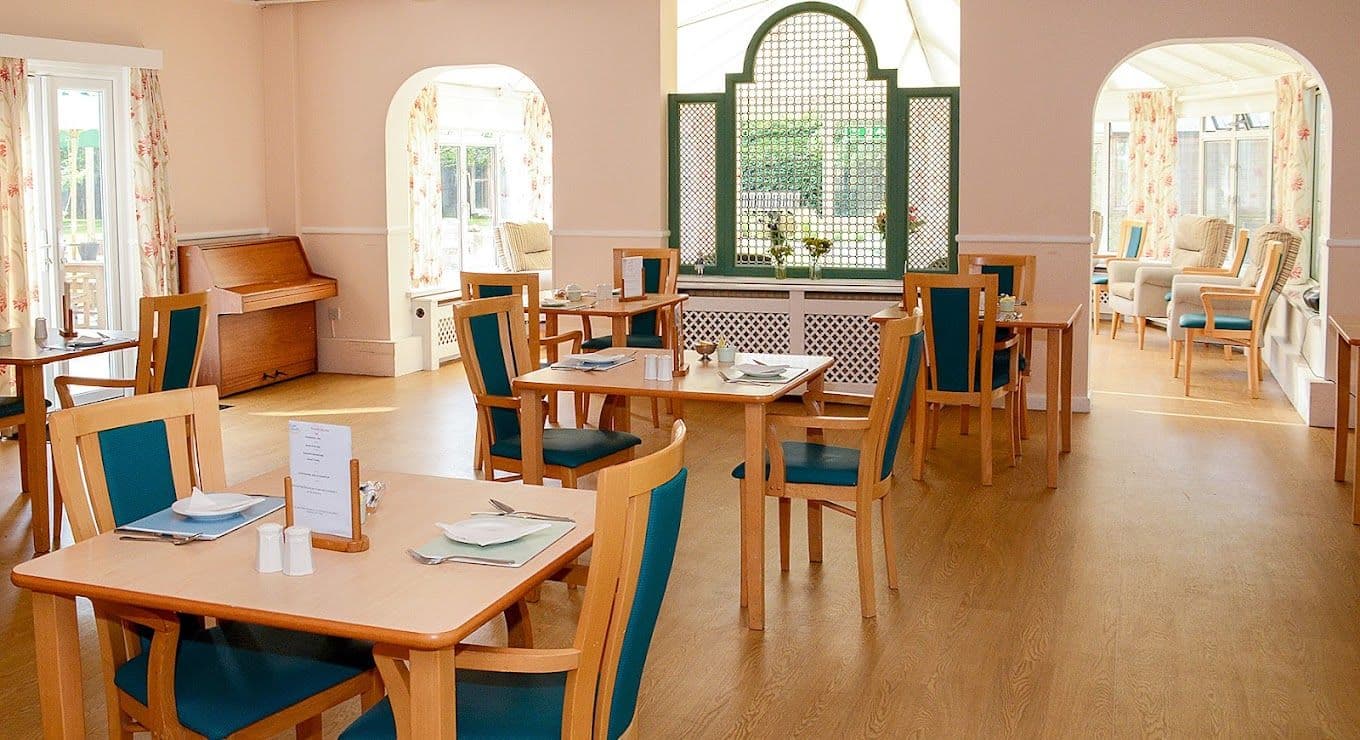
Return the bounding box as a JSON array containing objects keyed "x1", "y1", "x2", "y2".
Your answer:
[{"x1": 318, "y1": 336, "x2": 425, "y2": 377}]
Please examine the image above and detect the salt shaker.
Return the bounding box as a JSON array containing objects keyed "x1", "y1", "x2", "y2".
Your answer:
[
  {"x1": 256, "y1": 523, "x2": 283, "y2": 573},
  {"x1": 658, "y1": 354, "x2": 675, "y2": 379},
  {"x1": 33, "y1": 318, "x2": 47, "y2": 342},
  {"x1": 282, "y1": 526, "x2": 315, "y2": 576},
  {"x1": 644, "y1": 354, "x2": 660, "y2": 380}
]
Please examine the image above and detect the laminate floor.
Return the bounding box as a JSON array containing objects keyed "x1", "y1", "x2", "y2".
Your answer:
[{"x1": 1, "y1": 323, "x2": 1357, "y2": 737}]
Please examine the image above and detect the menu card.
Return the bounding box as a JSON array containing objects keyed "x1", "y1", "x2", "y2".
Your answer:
[
  {"x1": 288, "y1": 421, "x2": 354, "y2": 538},
  {"x1": 621, "y1": 256, "x2": 644, "y2": 299}
]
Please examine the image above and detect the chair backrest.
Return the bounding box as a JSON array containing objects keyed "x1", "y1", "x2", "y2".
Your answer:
[
  {"x1": 612, "y1": 248, "x2": 679, "y2": 338},
  {"x1": 135, "y1": 292, "x2": 210, "y2": 395},
  {"x1": 502, "y1": 221, "x2": 554, "y2": 272},
  {"x1": 861, "y1": 310, "x2": 925, "y2": 482},
  {"x1": 561, "y1": 421, "x2": 688, "y2": 739},
  {"x1": 452, "y1": 295, "x2": 534, "y2": 447},
  {"x1": 1227, "y1": 229, "x2": 1251, "y2": 276},
  {"x1": 461, "y1": 271, "x2": 542, "y2": 361},
  {"x1": 1091, "y1": 211, "x2": 1105, "y2": 255},
  {"x1": 1117, "y1": 218, "x2": 1148, "y2": 259},
  {"x1": 903, "y1": 272, "x2": 1000, "y2": 398},
  {"x1": 48, "y1": 386, "x2": 226, "y2": 542},
  {"x1": 964, "y1": 254, "x2": 1036, "y2": 303},
  {"x1": 1170, "y1": 215, "x2": 1234, "y2": 268}
]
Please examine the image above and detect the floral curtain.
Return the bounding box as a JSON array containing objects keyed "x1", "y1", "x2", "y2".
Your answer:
[
  {"x1": 0, "y1": 58, "x2": 31, "y2": 332},
  {"x1": 1126, "y1": 90, "x2": 1180, "y2": 259},
  {"x1": 1273, "y1": 72, "x2": 1314, "y2": 281},
  {"x1": 130, "y1": 69, "x2": 179, "y2": 296},
  {"x1": 408, "y1": 84, "x2": 443, "y2": 288},
  {"x1": 522, "y1": 90, "x2": 552, "y2": 224}
]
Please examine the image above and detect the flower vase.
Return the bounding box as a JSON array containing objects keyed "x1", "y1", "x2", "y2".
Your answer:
[
  {"x1": 809, "y1": 260, "x2": 822, "y2": 280},
  {"x1": 774, "y1": 263, "x2": 788, "y2": 280}
]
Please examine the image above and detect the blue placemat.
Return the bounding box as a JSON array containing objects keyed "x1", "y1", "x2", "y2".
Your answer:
[
  {"x1": 117, "y1": 497, "x2": 285, "y2": 540},
  {"x1": 414, "y1": 519, "x2": 576, "y2": 568}
]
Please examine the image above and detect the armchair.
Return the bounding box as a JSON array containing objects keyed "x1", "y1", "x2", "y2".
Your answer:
[
  {"x1": 1106, "y1": 215, "x2": 1234, "y2": 349},
  {"x1": 1092, "y1": 218, "x2": 1146, "y2": 335},
  {"x1": 495, "y1": 221, "x2": 554, "y2": 274}
]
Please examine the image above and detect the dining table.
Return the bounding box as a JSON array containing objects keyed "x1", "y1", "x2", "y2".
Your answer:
[
  {"x1": 540, "y1": 293, "x2": 689, "y2": 349},
  {"x1": 870, "y1": 302, "x2": 1083, "y2": 488},
  {"x1": 0, "y1": 328, "x2": 139, "y2": 553},
  {"x1": 1329, "y1": 315, "x2": 1360, "y2": 524},
  {"x1": 10, "y1": 468, "x2": 596, "y2": 739},
  {"x1": 513, "y1": 348, "x2": 834, "y2": 630}
]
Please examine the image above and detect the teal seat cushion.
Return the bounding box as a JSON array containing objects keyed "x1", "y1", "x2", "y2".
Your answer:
[
  {"x1": 1178, "y1": 312, "x2": 1252, "y2": 331},
  {"x1": 115, "y1": 625, "x2": 372, "y2": 740},
  {"x1": 340, "y1": 669, "x2": 568, "y2": 739},
  {"x1": 490, "y1": 428, "x2": 641, "y2": 468},
  {"x1": 581, "y1": 334, "x2": 666, "y2": 350},
  {"x1": 1091, "y1": 274, "x2": 1109, "y2": 285},
  {"x1": 731, "y1": 441, "x2": 861, "y2": 487},
  {"x1": 0, "y1": 395, "x2": 50, "y2": 418}
]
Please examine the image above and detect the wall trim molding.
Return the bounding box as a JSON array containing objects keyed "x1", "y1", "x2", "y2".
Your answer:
[
  {"x1": 179, "y1": 227, "x2": 270, "y2": 241},
  {"x1": 957, "y1": 234, "x2": 1093, "y2": 245},
  {"x1": 552, "y1": 229, "x2": 670, "y2": 239},
  {"x1": 300, "y1": 226, "x2": 388, "y2": 235},
  {"x1": 1327, "y1": 238, "x2": 1360, "y2": 249},
  {"x1": 0, "y1": 33, "x2": 163, "y2": 69}
]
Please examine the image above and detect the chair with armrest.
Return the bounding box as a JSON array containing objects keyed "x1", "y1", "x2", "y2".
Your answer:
[
  {"x1": 906, "y1": 272, "x2": 1021, "y2": 486},
  {"x1": 340, "y1": 421, "x2": 690, "y2": 740},
  {"x1": 731, "y1": 309, "x2": 924, "y2": 618},
  {"x1": 47, "y1": 386, "x2": 380, "y2": 740},
  {"x1": 1178, "y1": 241, "x2": 1286, "y2": 398},
  {"x1": 1106, "y1": 215, "x2": 1234, "y2": 349},
  {"x1": 967, "y1": 253, "x2": 1036, "y2": 439},
  {"x1": 497, "y1": 221, "x2": 555, "y2": 276},
  {"x1": 55, "y1": 292, "x2": 209, "y2": 408},
  {"x1": 1091, "y1": 218, "x2": 1146, "y2": 335},
  {"x1": 454, "y1": 295, "x2": 641, "y2": 486}
]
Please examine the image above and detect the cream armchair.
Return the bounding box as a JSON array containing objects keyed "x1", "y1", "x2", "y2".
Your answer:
[
  {"x1": 494, "y1": 221, "x2": 554, "y2": 275},
  {"x1": 1167, "y1": 224, "x2": 1303, "y2": 349},
  {"x1": 1106, "y1": 215, "x2": 1234, "y2": 348}
]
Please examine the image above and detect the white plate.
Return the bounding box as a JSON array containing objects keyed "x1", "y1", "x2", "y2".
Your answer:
[
  {"x1": 542, "y1": 299, "x2": 569, "y2": 307},
  {"x1": 69, "y1": 337, "x2": 105, "y2": 348},
  {"x1": 171, "y1": 493, "x2": 262, "y2": 520},
  {"x1": 732, "y1": 363, "x2": 788, "y2": 378},
  {"x1": 437, "y1": 518, "x2": 553, "y2": 547},
  {"x1": 567, "y1": 353, "x2": 626, "y2": 366}
]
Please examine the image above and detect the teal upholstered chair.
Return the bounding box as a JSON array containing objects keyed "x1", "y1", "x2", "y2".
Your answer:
[
  {"x1": 906, "y1": 272, "x2": 1022, "y2": 486},
  {"x1": 731, "y1": 310, "x2": 924, "y2": 618},
  {"x1": 55, "y1": 292, "x2": 210, "y2": 408},
  {"x1": 341, "y1": 422, "x2": 690, "y2": 739},
  {"x1": 47, "y1": 386, "x2": 379, "y2": 739},
  {"x1": 1091, "y1": 218, "x2": 1147, "y2": 335},
  {"x1": 1179, "y1": 241, "x2": 1285, "y2": 399},
  {"x1": 454, "y1": 294, "x2": 641, "y2": 486},
  {"x1": 966, "y1": 253, "x2": 1035, "y2": 439}
]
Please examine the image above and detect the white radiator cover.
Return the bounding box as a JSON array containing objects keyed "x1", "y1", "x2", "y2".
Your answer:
[{"x1": 413, "y1": 293, "x2": 462, "y2": 371}]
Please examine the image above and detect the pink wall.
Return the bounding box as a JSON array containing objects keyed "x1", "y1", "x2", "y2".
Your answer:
[
  {"x1": 959, "y1": 0, "x2": 1360, "y2": 404},
  {"x1": 4, "y1": 0, "x2": 268, "y2": 235}
]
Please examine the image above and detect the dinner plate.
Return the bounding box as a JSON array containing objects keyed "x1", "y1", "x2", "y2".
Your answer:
[
  {"x1": 437, "y1": 518, "x2": 553, "y2": 547},
  {"x1": 732, "y1": 363, "x2": 788, "y2": 378},
  {"x1": 542, "y1": 299, "x2": 569, "y2": 307},
  {"x1": 567, "y1": 353, "x2": 626, "y2": 366},
  {"x1": 171, "y1": 493, "x2": 263, "y2": 520},
  {"x1": 69, "y1": 337, "x2": 105, "y2": 348}
]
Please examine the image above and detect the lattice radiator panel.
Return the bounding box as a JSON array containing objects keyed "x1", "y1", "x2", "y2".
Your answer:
[
  {"x1": 804, "y1": 312, "x2": 881, "y2": 384},
  {"x1": 683, "y1": 311, "x2": 791, "y2": 354},
  {"x1": 413, "y1": 294, "x2": 461, "y2": 370}
]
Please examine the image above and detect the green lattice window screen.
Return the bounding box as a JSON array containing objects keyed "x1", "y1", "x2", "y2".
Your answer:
[
  {"x1": 905, "y1": 92, "x2": 959, "y2": 272},
  {"x1": 670, "y1": 98, "x2": 720, "y2": 266}
]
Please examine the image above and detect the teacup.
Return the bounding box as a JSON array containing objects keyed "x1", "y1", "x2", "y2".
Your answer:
[{"x1": 565, "y1": 283, "x2": 583, "y2": 302}]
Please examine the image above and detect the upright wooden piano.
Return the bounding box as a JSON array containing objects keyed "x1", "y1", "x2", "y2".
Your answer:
[{"x1": 179, "y1": 235, "x2": 337, "y2": 396}]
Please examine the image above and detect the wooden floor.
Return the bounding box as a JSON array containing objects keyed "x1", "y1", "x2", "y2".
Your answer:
[{"x1": 2, "y1": 319, "x2": 1359, "y2": 737}]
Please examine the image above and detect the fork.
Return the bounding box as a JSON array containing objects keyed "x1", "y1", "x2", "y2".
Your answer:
[
  {"x1": 489, "y1": 498, "x2": 575, "y2": 522},
  {"x1": 405, "y1": 548, "x2": 514, "y2": 566},
  {"x1": 119, "y1": 533, "x2": 204, "y2": 545}
]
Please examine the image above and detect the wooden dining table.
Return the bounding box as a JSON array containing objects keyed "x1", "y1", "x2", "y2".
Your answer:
[
  {"x1": 514, "y1": 349, "x2": 833, "y2": 630},
  {"x1": 871, "y1": 302, "x2": 1083, "y2": 488},
  {"x1": 1329, "y1": 315, "x2": 1360, "y2": 524},
  {"x1": 10, "y1": 468, "x2": 596, "y2": 739},
  {"x1": 541, "y1": 293, "x2": 689, "y2": 349},
  {"x1": 0, "y1": 329, "x2": 139, "y2": 553}
]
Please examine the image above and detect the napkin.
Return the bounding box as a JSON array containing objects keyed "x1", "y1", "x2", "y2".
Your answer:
[{"x1": 181, "y1": 487, "x2": 259, "y2": 515}]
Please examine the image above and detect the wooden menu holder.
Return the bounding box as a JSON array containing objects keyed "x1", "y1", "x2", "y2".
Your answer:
[{"x1": 283, "y1": 458, "x2": 370, "y2": 553}]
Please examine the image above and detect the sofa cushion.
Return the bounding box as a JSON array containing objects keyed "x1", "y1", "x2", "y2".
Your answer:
[
  {"x1": 503, "y1": 221, "x2": 552, "y2": 271},
  {"x1": 1109, "y1": 282, "x2": 1135, "y2": 300},
  {"x1": 1169, "y1": 216, "x2": 1233, "y2": 269}
]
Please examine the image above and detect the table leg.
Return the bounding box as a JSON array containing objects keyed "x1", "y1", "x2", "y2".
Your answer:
[
  {"x1": 1061, "y1": 324, "x2": 1074, "y2": 453},
  {"x1": 1046, "y1": 328, "x2": 1061, "y2": 489},
  {"x1": 1335, "y1": 334, "x2": 1350, "y2": 482},
  {"x1": 407, "y1": 648, "x2": 455, "y2": 739},
  {"x1": 520, "y1": 390, "x2": 546, "y2": 485},
  {"x1": 742, "y1": 402, "x2": 766, "y2": 630},
  {"x1": 32, "y1": 592, "x2": 85, "y2": 739},
  {"x1": 612, "y1": 317, "x2": 627, "y2": 349},
  {"x1": 21, "y1": 365, "x2": 52, "y2": 553}
]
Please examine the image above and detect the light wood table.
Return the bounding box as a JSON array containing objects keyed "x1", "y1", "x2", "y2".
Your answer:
[
  {"x1": 0, "y1": 329, "x2": 138, "y2": 553},
  {"x1": 1329, "y1": 316, "x2": 1360, "y2": 524},
  {"x1": 871, "y1": 302, "x2": 1083, "y2": 488},
  {"x1": 514, "y1": 349, "x2": 833, "y2": 630},
  {"x1": 541, "y1": 293, "x2": 689, "y2": 349},
  {"x1": 10, "y1": 468, "x2": 595, "y2": 739}
]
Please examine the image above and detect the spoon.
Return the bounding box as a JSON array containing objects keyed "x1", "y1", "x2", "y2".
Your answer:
[{"x1": 405, "y1": 548, "x2": 514, "y2": 566}]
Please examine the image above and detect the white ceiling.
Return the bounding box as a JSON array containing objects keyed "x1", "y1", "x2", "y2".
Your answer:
[{"x1": 1096, "y1": 42, "x2": 1304, "y2": 120}]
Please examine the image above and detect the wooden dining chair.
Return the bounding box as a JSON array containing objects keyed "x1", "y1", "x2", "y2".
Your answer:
[
  {"x1": 905, "y1": 272, "x2": 1022, "y2": 486},
  {"x1": 581, "y1": 247, "x2": 681, "y2": 429},
  {"x1": 341, "y1": 421, "x2": 690, "y2": 740},
  {"x1": 454, "y1": 294, "x2": 641, "y2": 486},
  {"x1": 54, "y1": 292, "x2": 210, "y2": 408},
  {"x1": 732, "y1": 310, "x2": 924, "y2": 618},
  {"x1": 47, "y1": 386, "x2": 380, "y2": 740},
  {"x1": 1179, "y1": 241, "x2": 1285, "y2": 399},
  {"x1": 965, "y1": 253, "x2": 1036, "y2": 439},
  {"x1": 1092, "y1": 218, "x2": 1147, "y2": 335}
]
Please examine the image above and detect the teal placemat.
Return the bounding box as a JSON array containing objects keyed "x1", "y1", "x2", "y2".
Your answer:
[
  {"x1": 117, "y1": 497, "x2": 285, "y2": 540},
  {"x1": 415, "y1": 519, "x2": 576, "y2": 568}
]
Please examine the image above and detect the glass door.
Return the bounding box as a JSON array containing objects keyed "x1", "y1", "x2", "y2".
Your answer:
[{"x1": 439, "y1": 138, "x2": 500, "y2": 275}]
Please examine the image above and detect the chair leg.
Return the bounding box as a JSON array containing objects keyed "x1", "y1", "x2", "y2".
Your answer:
[
  {"x1": 1005, "y1": 392, "x2": 1018, "y2": 467},
  {"x1": 1110, "y1": 312, "x2": 1121, "y2": 339},
  {"x1": 562, "y1": 469, "x2": 578, "y2": 489},
  {"x1": 1018, "y1": 377, "x2": 1030, "y2": 440},
  {"x1": 504, "y1": 598, "x2": 534, "y2": 648},
  {"x1": 576, "y1": 393, "x2": 590, "y2": 429},
  {"x1": 1248, "y1": 342, "x2": 1261, "y2": 398},
  {"x1": 980, "y1": 400, "x2": 993, "y2": 486},
  {"x1": 1183, "y1": 330, "x2": 1194, "y2": 396},
  {"x1": 879, "y1": 497, "x2": 899, "y2": 591},
  {"x1": 1136, "y1": 316, "x2": 1147, "y2": 350},
  {"x1": 912, "y1": 403, "x2": 927, "y2": 481},
  {"x1": 778, "y1": 497, "x2": 791, "y2": 572},
  {"x1": 1224, "y1": 345, "x2": 1233, "y2": 361},
  {"x1": 51, "y1": 453, "x2": 63, "y2": 549},
  {"x1": 960, "y1": 406, "x2": 970, "y2": 436},
  {"x1": 1172, "y1": 339, "x2": 1182, "y2": 378},
  {"x1": 928, "y1": 405, "x2": 941, "y2": 449},
  {"x1": 547, "y1": 393, "x2": 559, "y2": 425},
  {"x1": 650, "y1": 398, "x2": 661, "y2": 429},
  {"x1": 17, "y1": 427, "x2": 29, "y2": 497},
  {"x1": 854, "y1": 502, "x2": 876, "y2": 618},
  {"x1": 807, "y1": 500, "x2": 823, "y2": 563}
]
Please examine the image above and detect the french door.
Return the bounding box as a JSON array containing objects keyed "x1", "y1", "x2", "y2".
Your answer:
[
  {"x1": 439, "y1": 140, "x2": 500, "y2": 273},
  {"x1": 26, "y1": 73, "x2": 131, "y2": 400}
]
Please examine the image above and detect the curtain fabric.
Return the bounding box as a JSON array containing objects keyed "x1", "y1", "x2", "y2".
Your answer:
[
  {"x1": 408, "y1": 85, "x2": 443, "y2": 288},
  {"x1": 1273, "y1": 72, "x2": 1314, "y2": 281},
  {"x1": 522, "y1": 90, "x2": 552, "y2": 224},
  {"x1": 130, "y1": 69, "x2": 179, "y2": 296},
  {"x1": 0, "y1": 58, "x2": 31, "y2": 331},
  {"x1": 1126, "y1": 90, "x2": 1180, "y2": 259}
]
